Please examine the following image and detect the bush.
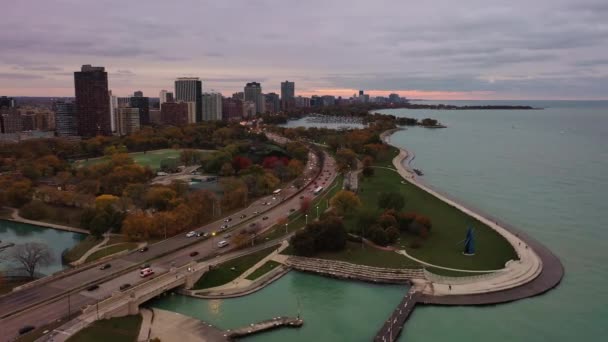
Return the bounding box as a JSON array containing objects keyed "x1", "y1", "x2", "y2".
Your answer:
[
  {"x1": 397, "y1": 212, "x2": 417, "y2": 232},
  {"x1": 19, "y1": 201, "x2": 50, "y2": 220},
  {"x1": 367, "y1": 225, "x2": 389, "y2": 246},
  {"x1": 386, "y1": 226, "x2": 400, "y2": 244},
  {"x1": 290, "y1": 216, "x2": 347, "y2": 256},
  {"x1": 362, "y1": 166, "x2": 374, "y2": 177},
  {"x1": 415, "y1": 215, "x2": 432, "y2": 230}
]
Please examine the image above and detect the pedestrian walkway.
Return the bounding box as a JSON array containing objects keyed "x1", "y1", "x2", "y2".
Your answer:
[
  {"x1": 137, "y1": 308, "x2": 153, "y2": 342},
  {"x1": 70, "y1": 235, "x2": 110, "y2": 266},
  {"x1": 8, "y1": 207, "x2": 89, "y2": 234}
]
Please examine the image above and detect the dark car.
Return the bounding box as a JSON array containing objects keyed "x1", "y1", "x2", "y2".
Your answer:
[
  {"x1": 140, "y1": 263, "x2": 151, "y2": 269},
  {"x1": 289, "y1": 208, "x2": 296, "y2": 212},
  {"x1": 139, "y1": 247, "x2": 148, "y2": 253},
  {"x1": 119, "y1": 283, "x2": 131, "y2": 291},
  {"x1": 99, "y1": 263, "x2": 111, "y2": 270},
  {"x1": 239, "y1": 214, "x2": 247, "y2": 219},
  {"x1": 87, "y1": 284, "x2": 99, "y2": 291},
  {"x1": 18, "y1": 326, "x2": 35, "y2": 335},
  {"x1": 262, "y1": 216, "x2": 269, "y2": 220},
  {"x1": 249, "y1": 222, "x2": 257, "y2": 227},
  {"x1": 299, "y1": 195, "x2": 304, "y2": 199},
  {"x1": 189, "y1": 251, "x2": 199, "y2": 257}
]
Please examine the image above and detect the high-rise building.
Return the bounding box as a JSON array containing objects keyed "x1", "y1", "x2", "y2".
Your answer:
[
  {"x1": 117, "y1": 97, "x2": 131, "y2": 108},
  {"x1": 295, "y1": 96, "x2": 311, "y2": 108},
  {"x1": 222, "y1": 97, "x2": 243, "y2": 121},
  {"x1": 322, "y1": 95, "x2": 336, "y2": 106},
  {"x1": 109, "y1": 91, "x2": 118, "y2": 132},
  {"x1": 242, "y1": 101, "x2": 256, "y2": 118},
  {"x1": 74, "y1": 65, "x2": 111, "y2": 137},
  {"x1": 257, "y1": 94, "x2": 266, "y2": 113},
  {"x1": 0, "y1": 96, "x2": 16, "y2": 108},
  {"x1": 388, "y1": 93, "x2": 401, "y2": 103},
  {"x1": 116, "y1": 107, "x2": 140, "y2": 135},
  {"x1": 54, "y1": 101, "x2": 78, "y2": 136},
  {"x1": 359, "y1": 90, "x2": 364, "y2": 96},
  {"x1": 160, "y1": 102, "x2": 189, "y2": 126},
  {"x1": 175, "y1": 77, "x2": 202, "y2": 122},
  {"x1": 265, "y1": 93, "x2": 280, "y2": 113},
  {"x1": 159, "y1": 90, "x2": 174, "y2": 106},
  {"x1": 130, "y1": 91, "x2": 150, "y2": 126},
  {"x1": 202, "y1": 92, "x2": 223, "y2": 121},
  {"x1": 232, "y1": 92, "x2": 244, "y2": 100},
  {"x1": 280, "y1": 80, "x2": 295, "y2": 110},
  {"x1": 149, "y1": 109, "x2": 161, "y2": 125},
  {"x1": 310, "y1": 95, "x2": 322, "y2": 107},
  {"x1": 244, "y1": 82, "x2": 263, "y2": 113}
]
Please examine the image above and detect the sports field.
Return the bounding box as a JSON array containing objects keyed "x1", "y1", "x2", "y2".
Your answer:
[{"x1": 74, "y1": 149, "x2": 207, "y2": 170}]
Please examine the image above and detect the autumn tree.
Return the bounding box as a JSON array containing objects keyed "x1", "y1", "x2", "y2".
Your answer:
[
  {"x1": 122, "y1": 211, "x2": 155, "y2": 241},
  {"x1": 330, "y1": 190, "x2": 361, "y2": 216},
  {"x1": 286, "y1": 159, "x2": 304, "y2": 179},
  {"x1": 145, "y1": 186, "x2": 177, "y2": 211},
  {"x1": 219, "y1": 162, "x2": 235, "y2": 176},
  {"x1": 335, "y1": 148, "x2": 358, "y2": 172},
  {"x1": 11, "y1": 242, "x2": 54, "y2": 278}
]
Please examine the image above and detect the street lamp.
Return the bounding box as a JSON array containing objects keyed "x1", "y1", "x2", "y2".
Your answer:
[
  {"x1": 305, "y1": 214, "x2": 308, "y2": 225},
  {"x1": 285, "y1": 223, "x2": 288, "y2": 234},
  {"x1": 316, "y1": 205, "x2": 319, "y2": 219}
]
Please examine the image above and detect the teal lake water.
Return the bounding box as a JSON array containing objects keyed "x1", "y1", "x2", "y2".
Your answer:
[
  {"x1": 150, "y1": 272, "x2": 407, "y2": 341},
  {"x1": 0, "y1": 220, "x2": 84, "y2": 275}
]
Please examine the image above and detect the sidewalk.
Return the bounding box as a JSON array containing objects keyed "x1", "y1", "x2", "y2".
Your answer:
[
  {"x1": 137, "y1": 308, "x2": 154, "y2": 342},
  {"x1": 70, "y1": 235, "x2": 110, "y2": 266},
  {"x1": 7, "y1": 207, "x2": 89, "y2": 234}
]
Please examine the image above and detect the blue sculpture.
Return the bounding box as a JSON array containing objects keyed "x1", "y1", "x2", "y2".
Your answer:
[{"x1": 463, "y1": 226, "x2": 475, "y2": 255}]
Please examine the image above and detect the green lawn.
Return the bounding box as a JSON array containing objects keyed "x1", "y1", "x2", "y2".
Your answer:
[
  {"x1": 356, "y1": 167, "x2": 517, "y2": 270},
  {"x1": 73, "y1": 149, "x2": 204, "y2": 170},
  {"x1": 63, "y1": 236, "x2": 102, "y2": 263},
  {"x1": 245, "y1": 260, "x2": 282, "y2": 281},
  {"x1": 66, "y1": 315, "x2": 142, "y2": 342},
  {"x1": 315, "y1": 241, "x2": 420, "y2": 269},
  {"x1": 192, "y1": 245, "x2": 278, "y2": 290},
  {"x1": 85, "y1": 243, "x2": 138, "y2": 263}
]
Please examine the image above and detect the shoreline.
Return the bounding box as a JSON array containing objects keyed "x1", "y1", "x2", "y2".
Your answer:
[
  {"x1": 381, "y1": 129, "x2": 564, "y2": 303},
  {"x1": 1, "y1": 208, "x2": 89, "y2": 235}
]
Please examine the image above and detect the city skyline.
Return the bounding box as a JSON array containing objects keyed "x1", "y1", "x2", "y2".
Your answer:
[{"x1": 1, "y1": 0, "x2": 608, "y2": 100}]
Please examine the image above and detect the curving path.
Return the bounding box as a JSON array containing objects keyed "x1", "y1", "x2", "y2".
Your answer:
[{"x1": 381, "y1": 129, "x2": 564, "y2": 304}]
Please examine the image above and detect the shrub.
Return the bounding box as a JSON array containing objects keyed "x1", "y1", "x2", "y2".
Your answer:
[
  {"x1": 367, "y1": 225, "x2": 389, "y2": 246},
  {"x1": 386, "y1": 226, "x2": 400, "y2": 244},
  {"x1": 415, "y1": 215, "x2": 432, "y2": 230},
  {"x1": 362, "y1": 166, "x2": 374, "y2": 177}
]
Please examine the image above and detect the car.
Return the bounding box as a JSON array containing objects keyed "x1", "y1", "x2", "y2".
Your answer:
[
  {"x1": 217, "y1": 240, "x2": 229, "y2": 248},
  {"x1": 224, "y1": 217, "x2": 232, "y2": 222},
  {"x1": 249, "y1": 222, "x2": 257, "y2": 227},
  {"x1": 239, "y1": 214, "x2": 247, "y2": 219},
  {"x1": 202, "y1": 232, "x2": 210, "y2": 238},
  {"x1": 195, "y1": 232, "x2": 202, "y2": 237},
  {"x1": 262, "y1": 216, "x2": 269, "y2": 220},
  {"x1": 140, "y1": 263, "x2": 151, "y2": 269},
  {"x1": 119, "y1": 283, "x2": 131, "y2": 291},
  {"x1": 139, "y1": 246, "x2": 148, "y2": 252},
  {"x1": 189, "y1": 251, "x2": 199, "y2": 257},
  {"x1": 99, "y1": 263, "x2": 111, "y2": 270},
  {"x1": 299, "y1": 196, "x2": 304, "y2": 199},
  {"x1": 224, "y1": 233, "x2": 232, "y2": 239},
  {"x1": 186, "y1": 231, "x2": 196, "y2": 238},
  {"x1": 289, "y1": 208, "x2": 296, "y2": 212},
  {"x1": 253, "y1": 211, "x2": 260, "y2": 215},
  {"x1": 87, "y1": 284, "x2": 100, "y2": 291},
  {"x1": 18, "y1": 326, "x2": 35, "y2": 335}
]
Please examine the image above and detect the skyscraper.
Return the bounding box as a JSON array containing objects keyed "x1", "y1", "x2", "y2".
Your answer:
[
  {"x1": 129, "y1": 91, "x2": 150, "y2": 126},
  {"x1": 159, "y1": 90, "x2": 174, "y2": 106},
  {"x1": 244, "y1": 82, "x2": 263, "y2": 114},
  {"x1": 202, "y1": 92, "x2": 223, "y2": 121},
  {"x1": 281, "y1": 80, "x2": 295, "y2": 110},
  {"x1": 222, "y1": 97, "x2": 243, "y2": 121},
  {"x1": 0, "y1": 96, "x2": 16, "y2": 108},
  {"x1": 160, "y1": 102, "x2": 189, "y2": 126},
  {"x1": 109, "y1": 91, "x2": 118, "y2": 132},
  {"x1": 74, "y1": 65, "x2": 111, "y2": 137},
  {"x1": 54, "y1": 101, "x2": 78, "y2": 136},
  {"x1": 116, "y1": 107, "x2": 140, "y2": 135},
  {"x1": 175, "y1": 77, "x2": 202, "y2": 122},
  {"x1": 133, "y1": 90, "x2": 143, "y2": 98},
  {"x1": 265, "y1": 93, "x2": 280, "y2": 113}
]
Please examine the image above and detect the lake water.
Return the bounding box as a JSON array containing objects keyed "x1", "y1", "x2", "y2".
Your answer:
[
  {"x1": 377, "y1": 100, "x2": 608, "y2": 341},
  {"x1": 152, "y1": 100, "x2": 607, "y2": 341},
  {"x1": 150, "y1": 271, "x2": 407, "y2": 341},
  {"x1": 0, "y1": 220, "x2": 84, "y2": 276}
]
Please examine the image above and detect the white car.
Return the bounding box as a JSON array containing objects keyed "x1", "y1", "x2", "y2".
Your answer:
[
  {"x1": 217, "y1": 240, "x2": 229, "y2": 248},
  {"x1": 186, "y1": 231, "x2": 196, "y2": 238}
]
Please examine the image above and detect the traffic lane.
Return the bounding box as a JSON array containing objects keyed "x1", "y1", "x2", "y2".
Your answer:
[
  {"x1": 77, "y1": 265, "x2": 169, "y2": 301},
  {"x1": 1, "y1": 292, "x2": 94, "y2": 342}
]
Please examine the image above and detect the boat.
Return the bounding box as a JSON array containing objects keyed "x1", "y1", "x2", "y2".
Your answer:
[{"x1": 413, "y1": 169, "x2": 424, "y2": 176}]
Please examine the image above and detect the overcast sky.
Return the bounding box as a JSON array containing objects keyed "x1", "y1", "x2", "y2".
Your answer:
[{"x1": 1, "y1": 0, "x2": 607, "y2": 99}]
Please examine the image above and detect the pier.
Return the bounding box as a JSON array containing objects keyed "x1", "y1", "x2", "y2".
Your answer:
[
  {"x1": 226, "y1": 316, "x2": 303, "y2": 339},
  {"x1": 374, "y1": 290, "x2": 420, "y2": 342}
]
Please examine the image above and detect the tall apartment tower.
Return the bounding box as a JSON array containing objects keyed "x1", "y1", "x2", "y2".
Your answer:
[
  {"x1": 175, "y1": 78, "x2": 202, "y2": 122},
  {"x1": 129, "y1": 91, "x2": 150, "y2": 126},
  {"x1": 116, "y1": 107, "x2": 140, "y2": 135},
  {"x1": 280, "y1": 80, "x2": 295, "y2": 110},
  {"x1": 202, "y1": 92, "x2": 223, "y2": 121},
  {"x1": 74, "y1": 65, "x2": 111, "y2": 137},
  {"x1": 54, "y1": 101, "x2": 78, "y2": 136},
  {"x1": 159, "y1": 90, "x2": 174, "y2": 106},
  {"x1": 244, "y1": 82, "x2": 263, "y2": 114}
]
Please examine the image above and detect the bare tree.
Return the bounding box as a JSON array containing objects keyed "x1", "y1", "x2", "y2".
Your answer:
[{"x1": 11, "y1": 242, "x2": 54, "y2": 279}]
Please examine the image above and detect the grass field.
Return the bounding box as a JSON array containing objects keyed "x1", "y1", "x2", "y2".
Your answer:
[
  {"x1": 63, "y1": 236, "x2": 102, "y2": 263},
  {"x1": 85, "y1": 243, "x2": 138, "y2": 263},
  {"x1": 66, "y1": 315, "x2": 142, "y2": 342},
  {"x1": 245, "y1": 260, "x2": 281, "y2": 280},
  {"x1": 74, "y1": 149, "x2": 189, "y2": 170},
  {"x1": 192, "y1": 246, "x2": 278, "y2": 290},
  {"x1": 317, "y1": 241, "x2": 420, "y2": 269},
  {"x1": 356, "y1": 166, "x2": 516, "y2": 270}
]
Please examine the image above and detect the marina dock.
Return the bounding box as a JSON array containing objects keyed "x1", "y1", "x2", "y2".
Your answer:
[{"x1": 226, "y1": 316, "x2": 303, "y2": 339}]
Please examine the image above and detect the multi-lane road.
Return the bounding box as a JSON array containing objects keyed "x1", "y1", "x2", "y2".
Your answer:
[{"x1": 0, "y1": 143, "x2": 337, "y2": 341}]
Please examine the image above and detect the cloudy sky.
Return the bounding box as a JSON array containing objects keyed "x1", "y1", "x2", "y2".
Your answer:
[{"x1": 1, "y1": 0, "x2": 608, "y2": 99}]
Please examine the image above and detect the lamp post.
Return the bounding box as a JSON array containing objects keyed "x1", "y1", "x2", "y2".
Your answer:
[
  {"x1": 285, "y1": 223, "x2": 288, "y2": 234},
  {"x1": 316, "y1": 205, "x2": 319, "y2": 219},
  {"x1": 305, "y1": 214, "x2": 308, "y2": 225}
]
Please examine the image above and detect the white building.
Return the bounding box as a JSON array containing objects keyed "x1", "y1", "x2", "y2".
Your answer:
[{"x1": 116, "y1": 107, "x2": 140, "y2": 135}]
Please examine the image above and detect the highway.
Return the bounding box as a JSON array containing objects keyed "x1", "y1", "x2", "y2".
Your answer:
[{"x1": 0, "y1": 140, "x2": 337, "y2": 341}]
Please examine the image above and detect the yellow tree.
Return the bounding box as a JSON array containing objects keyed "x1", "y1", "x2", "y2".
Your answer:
[
  {"x1": 330, "y1": 190, "x2": 362, "y2": 216},
  {"x1": 95, "y1": 194, "x2": 119, "y2": 210}
]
